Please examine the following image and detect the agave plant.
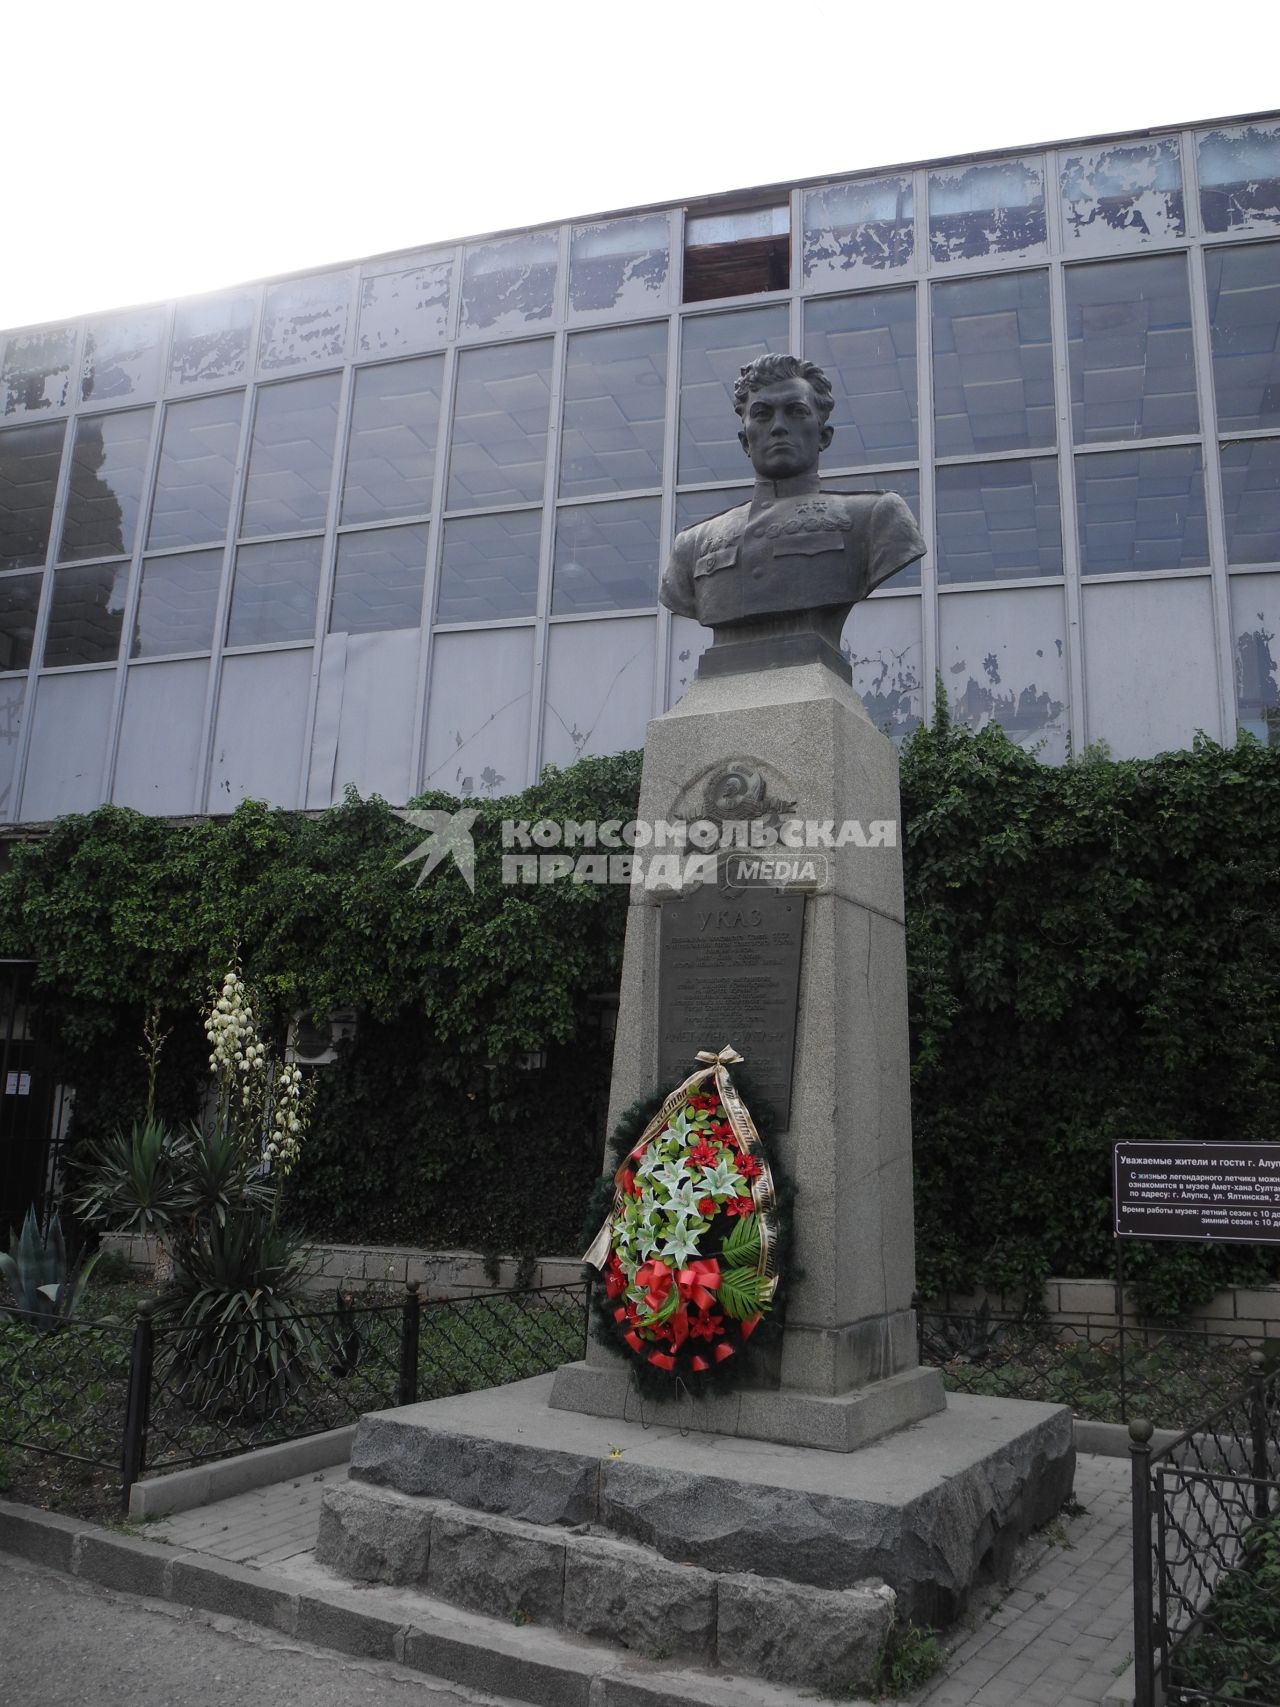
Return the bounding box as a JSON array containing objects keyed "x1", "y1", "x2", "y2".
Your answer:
[
  {"x1": 0, "y1": 1210, "x2": 99, "y2": 1331},
  {"x1": 157, "y1": 1208, "x2": 322, "y2": 1423}
]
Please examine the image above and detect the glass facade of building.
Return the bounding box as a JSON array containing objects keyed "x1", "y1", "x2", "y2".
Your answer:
[{"x1": 0, "y1": 115, "x2": 1277, "y2": 820}]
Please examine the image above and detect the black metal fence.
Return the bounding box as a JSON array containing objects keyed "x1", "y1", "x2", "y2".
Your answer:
[
  {"x1": 1130, "y1": 1355, "x2": 1280, "y2": 1707},
  {"x1": 917, "y1": 1303, "x2": 1276, "y2": 1432},
  {"x1": 0, "y1": 1282, "x2": 588, "y2": 1507}
]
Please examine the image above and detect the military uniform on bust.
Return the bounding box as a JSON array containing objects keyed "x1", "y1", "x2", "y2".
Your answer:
[{"x1": 658, "y1": 354, "x2": 926, "y2": 681}]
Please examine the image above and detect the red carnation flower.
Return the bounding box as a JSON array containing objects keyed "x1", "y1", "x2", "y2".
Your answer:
[
  {"x1": 735, "y1": 1154, "x2": 763, "y2": 1180},
  {"x1": 698, "y1": 1197, "x2": 717, "y2": 1218},
  {"x1": 724, "y1": 1195, "x2": 754, "y2": 1217},
  {"x1": 688, "y1": 1141, "x2": 718, "y2": 1168},
  {"x1": 689, "y1": 1314, "x2": 724, "y2": 1340}
]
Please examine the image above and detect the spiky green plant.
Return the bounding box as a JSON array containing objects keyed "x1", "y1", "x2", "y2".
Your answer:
[
  {"x1": 0, "y1": 1210, "x2": 99, "y2": 1331},
  {"x1": 157, "y1": 1209, "x2": 321, "y2": 1421},
  {"x1": 73, "y1": 1119, "x2": 193, "y2": 1241}
]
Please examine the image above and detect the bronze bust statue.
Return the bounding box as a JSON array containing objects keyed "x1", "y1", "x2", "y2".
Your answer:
[{"x1": 659, "y1": 354, "x2": 926, "y2": 680}]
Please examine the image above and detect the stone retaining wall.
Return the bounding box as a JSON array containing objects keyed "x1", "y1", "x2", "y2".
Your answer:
[
  {"x1": 99, "y1": 1232, "x2": 583, "y2": 1299},
  {"x1": 929, "y1": 1276, "x2": 1280, "y2": 1343}
]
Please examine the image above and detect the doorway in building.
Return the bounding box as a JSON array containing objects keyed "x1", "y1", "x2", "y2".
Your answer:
[{"x1": 0, "y1": 961, "x2": 64, "y2": 1242}]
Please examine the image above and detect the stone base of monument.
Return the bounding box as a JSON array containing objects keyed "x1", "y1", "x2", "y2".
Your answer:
[
  {"x1": 318, "y1": 1374, "x2": 1074, "y2": 1699},
  {"x1": 549, "y1": 1357, "x2": 946, "y2": 1453}
]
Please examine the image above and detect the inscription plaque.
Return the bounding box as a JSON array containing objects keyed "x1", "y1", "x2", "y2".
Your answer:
[
  {"x1": 657, "y1": 891, "x2": 804, "y2": 1127},
  {"x1": 1114, "y1": 1142, "x2": 1280, "y2": 1245}
]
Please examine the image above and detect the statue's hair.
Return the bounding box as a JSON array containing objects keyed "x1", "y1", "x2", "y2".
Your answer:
[{"x1": 732, "y1": 354, "x2": 834, "y2": 424}]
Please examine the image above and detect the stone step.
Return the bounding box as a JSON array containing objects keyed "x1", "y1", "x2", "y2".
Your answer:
[
  {"x1": 344, "y1": 1373, "x2": 1075, "y2": 1625},
  {"x1": 317, "y1": 1479, "x2": 893, "y2": 1696}
]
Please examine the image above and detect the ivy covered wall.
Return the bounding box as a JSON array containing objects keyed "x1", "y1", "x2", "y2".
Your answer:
[{"x1": 2, "y1": 716, "x2": 1278, "y2": 1318}]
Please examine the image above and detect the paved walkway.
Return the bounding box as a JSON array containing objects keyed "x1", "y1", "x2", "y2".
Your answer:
[
  {"x1": 916, "y1": 1454, "x2": 1134, "y2": 1707},
  {"x1": 149, "y1": 1452, "x2": 1137, "y2": 1706}
]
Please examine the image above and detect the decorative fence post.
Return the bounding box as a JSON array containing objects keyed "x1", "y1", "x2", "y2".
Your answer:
[
  {"x1": 1249, "y1": 1348, "x2": 1269, "y2": 1522},
  {"x1": 398, "y1": 1280, "x2": 421, "y2": 1408},
  {"x1": 1129, "y1": 1417, "x2": 1156, "y2": 1707},
  {"x1": 120, "y1": 1299, "x2": 155, "y2": 1511}
]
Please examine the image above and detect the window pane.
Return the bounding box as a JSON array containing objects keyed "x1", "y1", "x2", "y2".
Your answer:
[
  {"x1": 240, "y1": 373, "x2": 341, "y2": 537},
  {"x1": 928, "y1": 157, "x2": 1046, "y2": 264},
  {"x1": 569, "y1": 214, "x2": 670, "y2": 316},
  {"x1": 81, "y1": 308, "x2": 164, "y2": 403},
  {"x1": 559, "y1": 322, "x2": 667, "y2": 498},
  {"x1": 552, "y1": 497, "x2": 661, "y2": 615},
  {"x1": 446, "y1": 340, "x2": 553, "y2": 510},
  {"x1": 59, "y1": 408, "x2": 154, "y2": 563},
  {"x1": 133, "y1": 548, "x2": 223, "y2": 657},
  {"x1": 1199, "y1": 123, "x2": 1280, "y2": 235},
  {"x1": 804, "y1": 288, "x2": 917, "y2": 467},
  {"x1": 0, "y1": 574, "x2": 42, "y2": 670},
  {"x1": 227, "y1": 537, "x2": 323, "y2": 645},
  {"x1": 341, "y1": 356, "x2": 444, "y2": 525},
  {"x1": 358, "y1": 255, "x2": 452, "y2": 356},
  {"x1": 0, "y1": 422, "x2": 64, "y2": 570},
  {"x1": 822, "y1": 470, "x2": 922, "y2": 588},
  {"x1": 259, "y1": 271, "x2": 352, "y2": 370},
  {"x1": 678, "y1": 305, "x2": 789, "y2": 484},
  {"x1": 932, "y1": 272, "x2": 1054, "y2": 456},
  {"x1": 803, "y1": 176, "x2": 914, "y2": 285},
  {"x1": 1220, "y1": 438, "x2": 1280, "y2": 566},
  {"x1": 1076, "y1": 446, "x2": 1208, "y2": 574},
  {"x1": 1060, "y1": 138, "x2": 1185, "y2": 254},
  {"x1": 1206, "y1": 242, "x2": 1280, "y2": 433},
  {"x1": 935, "y1": 458, "x2": 1062, "y2": 583},
  {"x1": 330, "y1": 522, "x2": 428, "y2": 634},
  {"x1": 44, "y1": 561, "x2": 130, "y2": 665},
  {"x1": 169, "y1": 290, "x2": 256, "y2": 389},
  {"x1": 1066, "y1": 255, "x2": 1198, "y2": 444},
  {"x1": 461, "y1": 233, "x2": 558, "y2": 334},
  {"x1": 437, "y1": 510, "x2": 540, "y2": 623},
  {"x1": 148, "y1": 391, "x2": 243, "y2": 550},
  {"x1": 2, "y1": 325, "x2": 75, "y2": 417}
]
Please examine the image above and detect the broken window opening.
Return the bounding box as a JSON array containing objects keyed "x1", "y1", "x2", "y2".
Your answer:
[{"x1": 683, "y1": 205, "x2": 790, "y2": 304}]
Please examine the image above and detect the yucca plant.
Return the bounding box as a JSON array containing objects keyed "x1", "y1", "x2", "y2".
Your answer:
[
  {"x1": 74, "y1": 1118, "x2": 193, "y2": 1280},
  {"x1": 157, "y1": 1208, "x2": 322, "y2": 1422},
  {"x1": 0, "y1": 1210, "x2": 99, "y2": 1331}
]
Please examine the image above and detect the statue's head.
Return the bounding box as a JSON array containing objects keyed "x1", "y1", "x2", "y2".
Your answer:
[{"x1": 733, "y1": 354, "x2": 835, "y2": 480}]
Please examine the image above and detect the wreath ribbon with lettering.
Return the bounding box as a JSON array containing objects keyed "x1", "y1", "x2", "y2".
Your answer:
[{"x1": 582, "y1": 1046, "x2": 785, "y2": 1382}]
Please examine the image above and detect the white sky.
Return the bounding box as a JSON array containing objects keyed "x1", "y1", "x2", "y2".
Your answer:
[{"x1": 4, "y1": 0, "x2": 1275, "y2": 332}]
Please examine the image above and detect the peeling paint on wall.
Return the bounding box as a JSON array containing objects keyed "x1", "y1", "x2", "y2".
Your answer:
[
  {"x1": 803, "y1": 176, "x2": 914, "y2": 281},
  {"x1": 847, "y1": 642, "x2": 923, "y2": 740},
  {"x1": 929, "y1": 159, "x2": 1047, "y2": 264},
  {"x1": 1060, "y1": 140, "x2": 1185, "y2": 253},
  {"x1": 570, "y1": 216, "x2": 670, "y2": 315},
  {"x1": 1, "y1": 327, "x2": 74, "y2": 416},
  {"x1": 462, "y1": 234, "x2": 558, "y2": 333},
  {"x1": 359, "y1": 258, "x2": 452, "y2": 356},
  {"x1": 260, "y1": 272, "x2": 352, "y2": 371},
  {"x1": 1199, "y1": 124, "x2": 1280, "y2": 234}
]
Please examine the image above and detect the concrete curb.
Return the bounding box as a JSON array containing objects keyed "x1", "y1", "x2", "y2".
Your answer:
[
  {"x1": 1072, "y1": 1419, "x2": 1182, "y2": 1458},
  {"x1": 128, "y1": 1426, "x2": 356, "y2": 1519},
  {"x1": 0, "y1": 1500, "x2": 827, "y2": 1707}
]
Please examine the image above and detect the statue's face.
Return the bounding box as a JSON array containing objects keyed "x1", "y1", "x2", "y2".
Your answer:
[{"x1": 737, "y1": 377, "x2": 834, "y2": 479}]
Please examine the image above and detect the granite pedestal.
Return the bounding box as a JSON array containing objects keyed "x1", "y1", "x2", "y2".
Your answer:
[{"x1": 551, "y1": 659, "x2": 942, "y2": 1445}]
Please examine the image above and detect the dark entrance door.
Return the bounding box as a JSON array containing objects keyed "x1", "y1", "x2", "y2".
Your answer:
[{"x1": 0, "y1": 962, "x2": 61, "y2": 1242}]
